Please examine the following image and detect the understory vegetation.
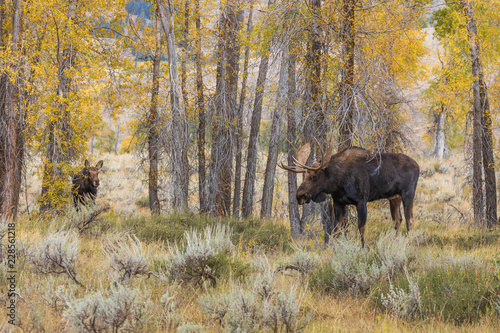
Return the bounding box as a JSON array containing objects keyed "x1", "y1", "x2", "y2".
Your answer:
[{"x1": 2, "y1": 154, "x2": 500, "y2": 332}]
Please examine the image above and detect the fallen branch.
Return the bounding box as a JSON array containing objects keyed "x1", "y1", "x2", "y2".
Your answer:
[
  {"x1": 273, "y1": 265, "x2": 306, "y2": 276},
  {"x1": 76, "y1": 204, "x2": 111, "y2": 233}
]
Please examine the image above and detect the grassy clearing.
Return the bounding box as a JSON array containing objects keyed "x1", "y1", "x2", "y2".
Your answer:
[{"x1": 2, "y1": 153, "x2": 500, "y2": 332}]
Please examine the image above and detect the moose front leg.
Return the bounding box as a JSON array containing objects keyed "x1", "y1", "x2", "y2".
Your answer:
[
  {"x1": 356, "y1": 202, "x2": 368, "y2": 247},
  {"x1": 332, "y1": 202, "x2": 347, "y2": 240}
]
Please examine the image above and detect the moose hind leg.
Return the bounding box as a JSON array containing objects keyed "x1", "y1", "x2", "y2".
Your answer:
[
  {"x1": 389, "y1": 197, "x2": 403, "y2": 232},
  {"x1": 402, "y1": 193, "x2": 415, "y2": 232},
  {"x1": 356, "y1": 203, "x2": 368, "y2": 247}
]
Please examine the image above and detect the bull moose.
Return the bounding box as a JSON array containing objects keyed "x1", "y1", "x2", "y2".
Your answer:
[
  {"x1": 72, "y1": 160, "x2": 104, "y2": 209},
  {"x1": 279, "y1": 139, "x2": 419, "y2": 247}
]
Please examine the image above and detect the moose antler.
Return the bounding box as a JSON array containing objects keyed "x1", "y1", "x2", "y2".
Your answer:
[
  {"x1": 278, "y1": 135, "x2": 335, "y2": 173},
  {"x1": 278, "y1": 140, "x2": 311, "y2": 173}
]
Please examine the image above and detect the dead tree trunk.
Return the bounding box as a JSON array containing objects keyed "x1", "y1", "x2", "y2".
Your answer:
[
  {"x1": 338, "y1": 0, "x2": 355, "y2": 151},
  {"x1": 286, "y1": 56, "x2": 301, "y2": 237},
  {"x1": 261, "y1": 44, "x2": 288, "y2": 218},
  {"x1": 157, "y1": 0, "x2": 189, "y2": 212},
  {"x1": 241, "y1": 0, "x2": 273, "y2": 218},
  {"x1": 148, "y1": 9, "x2": 162, "y2": 215},
  {"x1": 233, "y1": 1, "x2": 254, "y2": 217},
  {"x1": 461, "y1": 0, "x2": 497, "y2": 227},
  {"x1": 240, "y1": 53, "x2": 269, "y2": 218}
]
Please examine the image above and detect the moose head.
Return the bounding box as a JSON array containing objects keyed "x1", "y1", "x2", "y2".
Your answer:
[
  {"x1": 73, "y1": 159, "x2": 104, "y2": 208},
  {"x1": 279, "y1": 137, "x2": 335, "y2": 205},
  {"x1": 84, "y1": 159, "x2": 103, "y2": 189}
]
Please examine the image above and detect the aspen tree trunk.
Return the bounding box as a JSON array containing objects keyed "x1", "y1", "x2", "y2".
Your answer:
[
  {"x1": 157, "y1": 0, "x2": 189, "y2": 212},
  {"x1": 40, "y1": 0, "x2": 76, "y2": 215},
  {"x1": 240, "y1": 53, "x2": 269, "y2": 218},
  {"x1": 227, "y1": 5, "x2": 243, "y2": 214},
  {"x1": 233, "y1": 1, "x2": 254, "y2": 217},
  {"x1": 241, "y1": 0, "x2": 273, "y2": 218},
  {"x1": 209, "y1": 0, "x2": 242, "y2": 216},
  {"x1": 181, "y1": 0, "x2": 189, "y2": 110},
  {"x1": 461, "y1": 0, "x2": 497, "y2": 227},
  {"x1": 194, "y1": 0, "x2": 207, "y2": 213},
  {"x1": 286, "y1": 56, "x2": 301, "y2": 237},
  {"x1": 114, "y1": 122, "x2": 120, "y2": 155},
  {"x1": 261, "y1": 44, "x2": 288, "y2": 218},
  {"x1": 0, "y1": 0, "x2": 22, "y2": 221},
  {"x1": 338, "y1": 0, "x2": 356, "y2": 151},
  {"x1": 434, "y1": 108, "x2": 446, "y2": 159},
  {"x1": 148, "y1": 9, "x2": 162, "y2": 215}
]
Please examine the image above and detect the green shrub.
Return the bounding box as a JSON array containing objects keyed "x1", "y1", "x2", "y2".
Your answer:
[
  {"x1": 102, "y1": 233, "x2": 150, "y2": 282},
  {"x1": 418, "y1": 259, "x2": 499, "y2": 323},
  {"x1": 424, "y1": 229, "x2": 500, "y2": 250},
  {"x1": 135, "y1": 196, "x2": 149, "y2": 208},
  {"x1": 27, "y1": 231, "x2": 81, "y2": 285},
  {"x1": 200, "y1": 283, "x2": 308, "y2": 332},
  {"x1": 163, "y1": 224, "x2": 247, "y2": 286},
  {"x1": 123, "y1": 213, "x2": 292, "y2": 251},
  {"x1": 380, "y1": 273, "x2": 421, "y2": 320},
  {"x1": 287, "y1": 251, "x2": 321, "y2": 274},
  {"x1": 372, "y1": 253, "x2": 500, "y2": 323},
  {"x1": 309, "y1": 232, "x2": 416, "y2": 295},
  {"x1": 64, "y1": 284, "x2": 148, "y2": 332},
  {"x1": 208, "y1": 252, "x2": 251, "y2": 282}
]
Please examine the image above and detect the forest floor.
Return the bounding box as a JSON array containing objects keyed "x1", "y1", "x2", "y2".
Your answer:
[{"x1": 1, "y1": 151, "x2": 500, "y2": 332}]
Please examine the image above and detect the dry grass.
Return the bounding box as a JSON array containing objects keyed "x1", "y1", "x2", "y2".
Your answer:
[{"x1": 2, "y1": 152, "x2": 500, "y2": 332}]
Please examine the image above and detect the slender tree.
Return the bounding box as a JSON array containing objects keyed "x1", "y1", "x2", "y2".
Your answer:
[
  {"x1": 40, "y1": 0, "x2": 77, "y2": 215},
  {"x1": 0, "y1": 0, "x2": 23, "y2": 221},
  {"x1": 209, "y1": 0, "x2": 243, "y2": 216},
  {"x1": 157, "y1": 0, "x2": 189, "y2": 212},
  {"x1": 194, "y1": 0, "x2": 207, "y2": 213},
  {"x1": 233, "y1": 1, "x2": 254, "y2": 217},
  {"x1": 181, "y1": 0, "x2": 190, "y2": 110},
  {"x1": 286, "y1": 55, "x2": 301, "y2": 236},
  {"x1": 338, "y1": 0, "x2": 356, "y2": 151},
  {"x1": 148, "y1": 8, "x2": 162, "y2": 215},
  {"x1": 241, "y1": 0, "x2": 274, "y2": 218},
  {"x1": 261, "y1": 42, "x2": 288, "y2": 218},
  {"x1": 433, "y1": 106, "x2": 446, "y2": 159},
  {"x1": 460, "y1": 0, "x2": 497, "y2": 227}
]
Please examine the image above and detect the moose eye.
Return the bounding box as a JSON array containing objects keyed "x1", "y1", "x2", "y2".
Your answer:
[{"x1": 311, "y1": 175, "x2": 318, "y2": 181}]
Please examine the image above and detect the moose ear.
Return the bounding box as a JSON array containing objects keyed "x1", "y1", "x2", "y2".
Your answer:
[
  {"x1": 84, "y1": 160, "x2": 90, "y2": 169},
  {"x1": 95, "y1": 160, "x2": 104, "y2": 169}
]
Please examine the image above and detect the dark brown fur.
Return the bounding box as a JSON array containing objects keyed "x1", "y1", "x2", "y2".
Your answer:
[
  {"x1": 296, "y1": 147, "x2": 419, "y2": 246},
  {"x1": 72, "y1": 160, "x2": 103, "y2": 209}
]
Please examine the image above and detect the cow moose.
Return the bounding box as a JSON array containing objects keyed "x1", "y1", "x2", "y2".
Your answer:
[
  {"x1": 72, "y1": 160, "x2": 104, "y2": 209},
  {"x1": 279, "y1": 139, "x2": 419, "y2": 247}
]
